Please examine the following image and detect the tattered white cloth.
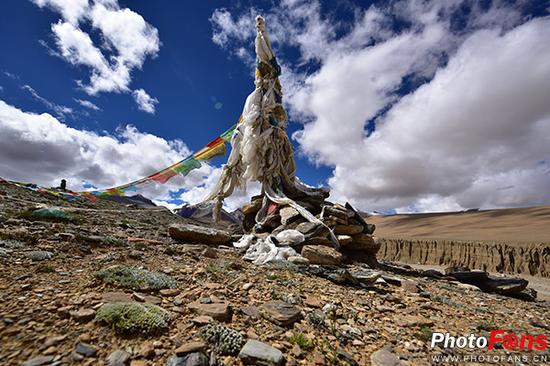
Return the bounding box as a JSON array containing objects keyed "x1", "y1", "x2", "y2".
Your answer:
[{"x1": 203, "y1": 16, "x2": 339, "y2": 248}]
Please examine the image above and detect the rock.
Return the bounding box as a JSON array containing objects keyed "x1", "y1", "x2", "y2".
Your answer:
[
  {"x1": 169, "y1": 224, "x2": 231, "y2": 245},
  {"x1": 370, "y1": 348, "x2": 405, "y2": 366},
  {"x1": 480, "y1": 276, "x2": 529, "y2": 295},
  {"x1": 103, "y1": 291, "x2": 133, "y2": 303},
  {"x1": 241, "y1": 306, "x2": 261, "y2": 319},
  {"x1": 301, "y1": 237, "x2": 333, "y2": 246},
  {"x1": 448, "y1": 271, "x2": 528, "y2": 295},
  {"x1": 128, "y1": 250, "x2": 143, "y2": 259},
  {"x1": 279, "y1": 207, "x2": 300, "y2": 225},
  {"x1": 516, "y1": 288, "x2": 537, "y2": 301},
  {"x1": 131, "y1": 361, "x2": 147, "y2": 366},
  {"x1": 260, "y1": 301, "x2": 302, "y2": 326},
  {"x1": 397, "y1": 315, "x2": 434, "y2": 328},
  {"x1": 401, "y1": 280, "x2": 420, "y2": 293},
  {"x1": 421, "y1": 269, "x2": 443, "y2": 278},
  {"x1": 175, "y1": 341, "x2": 207, "y2": 356},
  {"x1": 70, "y1": 308, "x2": 96, "y2": 322},
  {"x1": 139, "y1": 341, "x2": 155, "y2": 359},
  {"x1": 333, "y1": 224, "x2": 363, "y2": 235},
  {"x1": 21, "y1": 356, "x2": 54, "y2": 366},
  {"x1": 321, "y1": 205, "x2": 350, "y2": 222},
  {"x1": 188, "y1": 301, "x2": 232, "y2": 322},
  {"x1": 201, "y1": 247, "x2": 218, "y2": 258},
  {"x1": 335, "y1": 350, "x2": 359, "y2": 366},
  {"x1": 344, "y1": 202, "x2": 375, "y2": 234},
  {"x1": 108, "y1": 350, "x2": 131, "y2": 366},
  {"x1": 192, "y1": 315, "x2": 214, "y2": 325},
  {"x1": 75, "y1": 342, "x2": 98, "y2": 357},
  {"x1": 295, "y1": 222, "x2": 328, "y2": 238},
  {"x1": 301, "y1": 245, "x2": 342, "y2": 265},
  {"x1": 160, "y1": 288, "x2": 180, "y2": 296},
  {"x1": 347, "y1": 234, "x2": 380, "y2": 253},
  {"x1": 242, "y1": 282, "x2": 254, "y2": 291},
  {"x1": 304, "y1": 295, "x2": 322, "y2": 308},
  {"x1": 448, "y1": 270, "x2": 488, "y2": 282},
  {"x1": 337, "y1": 235, "x2": 353, "y2": 245},
  {"x1": 287, "y1": 256, "x2": 310, "y2": 265},
  {"x1": 350, "y1": 270, "x2": 381, "y2": 285},
  {"x1": 242, "y1": 199, "x2": 262, "y2": 216},
  {"x1": 44, "y1": 334, "x2": 67, "y2": 347},
  {"x1": 165, "y1": 352, "x2": 209, "y2": 366},
  {"x1": 239, "y1": 339, "x2": 285, "y2": 366}
]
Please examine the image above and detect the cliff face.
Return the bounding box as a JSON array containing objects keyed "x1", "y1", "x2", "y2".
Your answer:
[
  {"x1": 368, "y1": 206, "x2": 550, "y2": 278},
  {"x1": 379, "y1": 238, "x2": 550, "y2": 278}
]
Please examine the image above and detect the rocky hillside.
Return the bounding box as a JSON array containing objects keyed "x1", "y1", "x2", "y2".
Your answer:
[
  {"x1": 1, "y1": 182, "x2": 549, "y2": 366},
  {"x1": 369, "y1": 207, "x2": 550, "y2": 278}
]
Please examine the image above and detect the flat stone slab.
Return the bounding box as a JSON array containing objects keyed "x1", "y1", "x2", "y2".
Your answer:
[
  {"x1": 333, "y1": 224, "x2": 363, "y2": 235},
  {"x1": 346, "y1": 234, "x2": 380, "y2": 253},
  {"x1": 239, "y1": 339, "x2": 284, "y2": 366},
  {"x1": 169, "y1": 224, "x2": 231, "y2": 245},
  {"x1": 188, "y1": 301, "x2": 232, "y2": 322},
  {"x1": 370, "y1": 348, "x2": 406, "y2": 366},
  {"x1": 102, "y1": 291, "x2": 160, "y2": 305},
  {"x1": 175, "y1": 341, "x2": 207, "y2": 356},
  {"x1": 22, "y1": 356, "x2": 55, "y2": 366},
  {"x1": 165, "y1": 352, "x2": 209, "y2": 366},
  {"x1": 301, "y1": 245, "x2": 342, "y2": 265},
  {"x1": 260, "y1": 300, "x2": 302, "y2": 326}
]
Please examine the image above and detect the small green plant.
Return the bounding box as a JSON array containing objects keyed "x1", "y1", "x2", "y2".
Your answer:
[
  {"x1": 205, "y1": 260, "x2": 233, "y2": 281},
  {"x1": 200, "y1": 322, "x2": 244, "y2": 355},
  {"x1": 35, "y1": 264, "x2": 55, "y2": 273},
  {"x1": 93, "y1": 265, "x2": 176, "y2": 291},
  {"x1": 133, "y1": 242, "x2": 147, "y2": 250},
  {"x1": 415, "y1": 326, "x2": 432, "y2": 342},
  {"x1": 26, "y1": 250, "x2": 53, "y2": 261},
  {"x1": 95, "y1": 302, "x2": 170, "y2": 335},
  {"x1": 306, "y1": 311, "x2": 325, "y2": 328},
  {"x1": 288, "y1": 332, "x2": 313, "y2": 350},
  {"x1": 477, "y1": 315, "x2": 499, "y2": 331},
  {"x1": 18, "y1": 208, "x2": 75, "y2": 223}
]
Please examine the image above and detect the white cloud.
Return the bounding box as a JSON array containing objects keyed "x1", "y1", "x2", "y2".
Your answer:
[
  {"x1": 22, "y1": 84, "x2": 73, "y2": 120},
  {"x1": 211, "y1": 0, "x2": 550, "y2": 212},
  {"x1": 31, "y1": 0, "x2": 160, "y2": 111},
  {"x1": 32, "y1": 0, "x2": 89, "y2": 25},
  {"x1": 0, "y1": 99, "x2": 216, "y2": 205},
  {"x1": 74, "y1": 98, "x2": 101, "y2": 111},
  {"x1": 132, "y1": 88, "x2": 158, "y2": 114}
]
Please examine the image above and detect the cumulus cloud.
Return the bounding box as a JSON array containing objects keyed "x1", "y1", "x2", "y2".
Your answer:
[
  {"x1": 31, "y1": 0, "x2": 160, "y2": 112},
  {"x1": 0, "y1": 99, "x2": 216, "y2": 205},
  {"x1": 211, "y1": 0, "x2": 550, "y2": 212},
  {"x1": 132, "y1": 88, "x2": 158, "y2": 114},
  {"x1": 74, "y1": 98, "x2": 101, "y2": 111}
]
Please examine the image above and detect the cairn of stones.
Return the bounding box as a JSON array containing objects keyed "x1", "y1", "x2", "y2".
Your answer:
[{"x1": 240, "y1": 193, "x2": 380, "y2": 266}]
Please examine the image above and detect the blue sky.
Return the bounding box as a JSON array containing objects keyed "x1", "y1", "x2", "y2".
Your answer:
[{"x1": 0, "y1": 0, "x2": 549, "y2": 212}]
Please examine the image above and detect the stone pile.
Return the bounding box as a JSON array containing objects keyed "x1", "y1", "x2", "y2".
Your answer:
[{"x1": 239, "y1": 194, "x2": 380, "y2": 266}]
